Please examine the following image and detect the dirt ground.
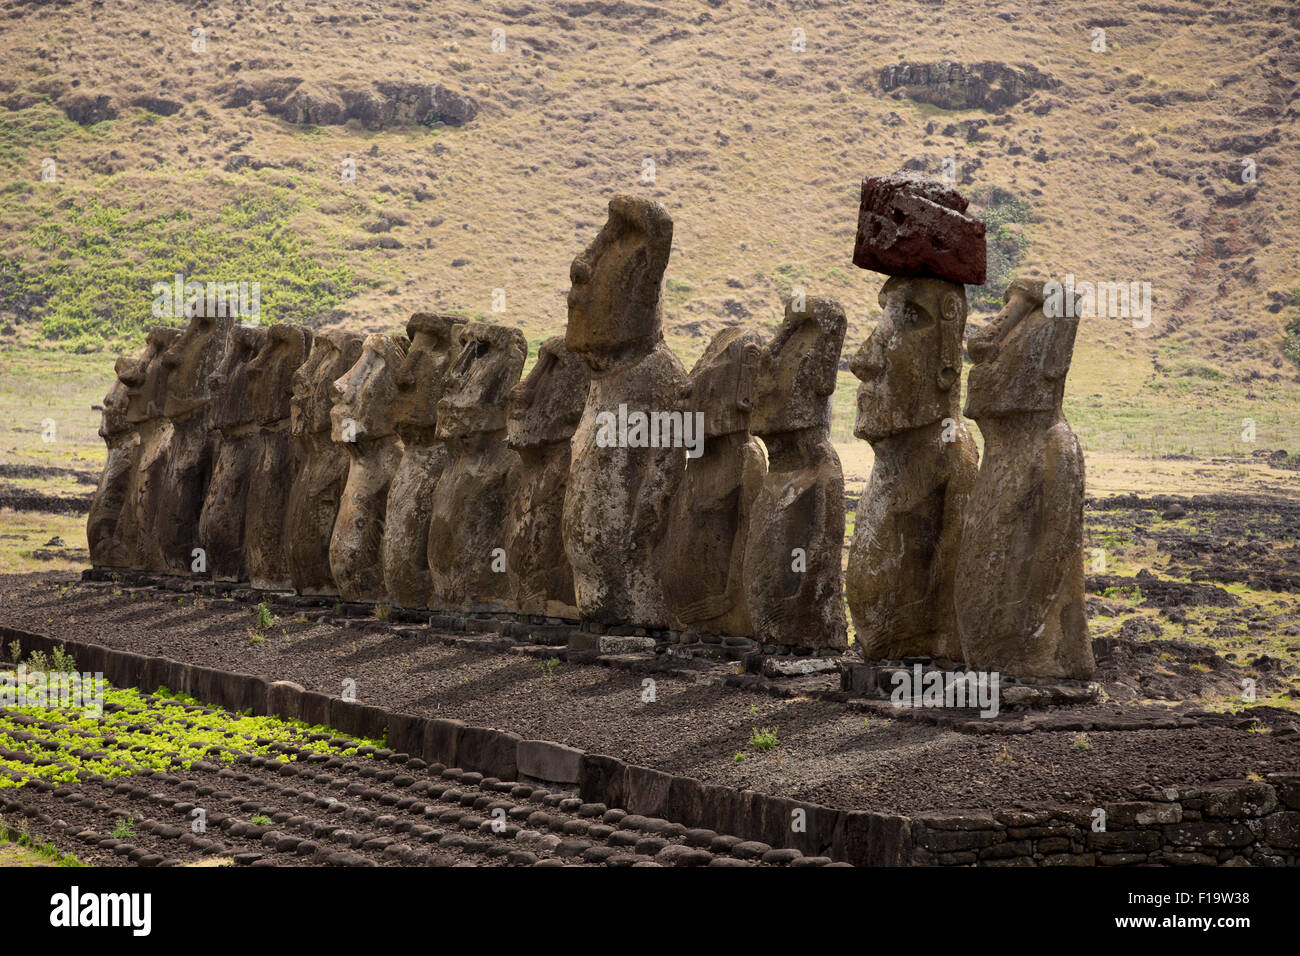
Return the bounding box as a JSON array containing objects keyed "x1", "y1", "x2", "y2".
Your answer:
[{"x1": 2, "y1": 527, "x2": 1297, "y2": 818}]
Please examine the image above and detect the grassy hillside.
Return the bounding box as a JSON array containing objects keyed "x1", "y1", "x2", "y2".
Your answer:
[{"x1": 1, "y1": 0, "x2": 1298, "y2": 469}]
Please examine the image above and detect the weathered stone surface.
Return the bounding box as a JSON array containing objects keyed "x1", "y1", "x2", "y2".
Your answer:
[
  {"x1": 847, "y1": 276, "x2": 977, "y2": 661},
  {"x1": 957, "y1": 279, "x2": 1093, "y2": 679},
  {"x1": 243, "y1": 324, "x2": 313, "y2": 590},
  {"x1": 426, "y1": 322, "x2": 526, "y2": 609},
  {"x1": 329, "y1": 333, "x2": 406, "y2": 602},
  {"x1": 117, "y1": 328, "x2": 181, "y2": 570},
  {"x1": 879, "y1": 60, "x2": 1058, "y2": 112},
  {"x1": 504, "y1": 336, "x2": 589, "y2": 617},
  {"x1": 286, "y1": 331, "x2": 363, "y2": 595},
  {"x1": 661, "y1": 328, "x2": 766, "y2": 636},
  {"x1": 852, "y1": 173, "x2": 986, "y2": 284},
  {"x1": 382, "y1": 314, "x2": 463, "y2": 608},
  {"x1": 743, "y1": 296, "x2": 848, "y2": 651},
  {"x1": 563, "y1": 195, "x2": 687, "y2": 628},
  {"x1": 761, "y1": 656, "x2": 839, "y2": 678},
  {"x1": 87, "y1": 343, "x2": 149, "y2": 566},
  {"x1": 197, "y1": 324, "x2": 267, "y2": 581},
  {"x1": 150, "y1": 309, "x2": 234, "y2": 573},
  {"x1": 517, "y1": 739, "x2": 584, "y2": 785}
]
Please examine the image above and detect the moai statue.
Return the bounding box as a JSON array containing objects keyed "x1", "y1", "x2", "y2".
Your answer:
[
  {"x1": 147, "y1": 309, "x2": 234, "y2": 573},
  {"x1": 243, "y1": 324, "x2": 313, "y2": 590},
  {"x1": 503, "y1": 336, "x2": 589, "y2": 617},
  {"x1": 196, "y1": 324, "x2": 268, "y2": 580},
  {"x1": 118, "y1": 328, "x2": 181, "y2": 570},
  {"x1": 845, "y1": 173, "x2": 986, "y2": 662},
  {"x1": 328, "y1": 332, "x2": 406, "y2": 603},
  {"x1": 743, "y1": 296, "x2": 848, "y2": 651},
  {"x1": 87, "y1": 347, "x2": 148, "y2": 567},
  {"x1": 285, "y1": 331, "x2": 364, "y2": 595},
  {"x1": 381, "y1": 314, "x2": 464, "y2": 608},
  {"x1": 956, "y1": 278, "x2": 1093, "y2": 680},
  {"x1": 562, "y1": 195, "x2": 688, "y2": 628},
  {"x1": 426, "y1": 322, "x2": 526, "y2": 610},
  {"x1": 660, "y1": 328, "x2": 766, "y2": 637}
]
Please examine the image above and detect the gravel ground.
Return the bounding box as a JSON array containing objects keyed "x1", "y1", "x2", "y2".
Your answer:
[{"x1": 2, "y1": 571, "x2": 1297, "y2": 816}]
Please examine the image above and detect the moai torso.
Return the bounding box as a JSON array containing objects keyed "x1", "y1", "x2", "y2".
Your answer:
[
  {"x1": 328, "y1": 333, "x2": 405, "y2": 603},
  {"x1": 120, "y1": 328, "x2": 181, "y2": 570},
  {"x1": 382, "y1": 314, "x2": 463, "y2": 608},
  {"x1": 661, "y1": 328, "x2": 766, "y2": 637},
  {"x1": 148, "y1": 311, "x2": 233, "y2": 573},
  {"x1": 743, "y1": 297, "x2": 848, "y2": 651},
  {"x1": 197, "y1": 324, "x2": 267, "y2": 580},
  {"x1": 562, "y1": 197, "x2": 688, "y2": 629},
  {"x1": 846, "y1": 277, "x2": 978, "y2": 662},
  {"x1": 504, "y1": 336, "x2": 589, "y2": 617},
  {"x1": 426, "y1": 322, "x2": 526, "y2": 610},
  {"x1": 151, "y1": 311, "x2": 233, "y2": 573},
  {"x1": 244, "y1": 324, "x2": 312, "y2": 590},
  {"x1": 286, "y1": 331, "x2": 363, "y2": 595},
  {"x1": 955, "y1": 279, "x2": 1092, "y2": 680},
  {"x1": 87, "y1": 345, "x2": 149, "y2": 567}
]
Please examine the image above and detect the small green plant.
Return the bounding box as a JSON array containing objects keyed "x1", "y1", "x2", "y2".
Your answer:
[
  {"x1": 26, "y1": 650, "x2": 48, "y2": 673},
  {"x1": 249, "y1": 634, "x2": 265, "y2": 645},
  {"x1": 250, "y1": 814, "x2": 272, "y2": 826},
  {"x1": 749, "y1": 727, "x2": 778, "y2": 752},
  {"x1": 50, "y1": 645, "x2": 76, "y2": 674},
  {"x1": 255, "y1": 602, "x2": 278, "y2": 630},
  {"x1": 1073, "y1": 732, "x2": 1091, "y2": 751},
  {"x1": 375, "y1": 602, "x2": 392, "y2": 623},
  {"x1": 540, "y1": 657, "x2": 560, "y2": 680},
  {"x1": 111, "y1": 818, "x2": 135, "y2": 839},
  {"x1": 6, "y1": 641, "x2": 20, "y2": 665},
  {"x1": 733, "y1": 751, "x2": 747, "y2": 763}
]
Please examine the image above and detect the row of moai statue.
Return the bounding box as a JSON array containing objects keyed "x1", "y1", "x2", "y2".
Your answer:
[{"x1": 87, "y1": 176, "x2": 1092, "y2": 681}]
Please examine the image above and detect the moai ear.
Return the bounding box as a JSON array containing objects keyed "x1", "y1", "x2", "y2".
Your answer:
[
  {"x1": 737, "y1": 341, "x2": 761, "y2": 410},
  {"x1": 936, "y1": 290, "x2": 965, "y2": 392},
  {"x1": 1040, "y1": 309, "x2": 1079, "y2": 383}
]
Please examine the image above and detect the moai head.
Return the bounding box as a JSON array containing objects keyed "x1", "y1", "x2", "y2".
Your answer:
[
  {"x1": 391, "y1": 313, "x2": 464, "y2": 438},
  {"x1": 686, "y1": 328, "x2": 764, "y2": 440},
  {"x1": 329, "y1": 333, "x2": 406, "y2": 444},
  {"x1": 161, "y1": 308, "x2": 234, "y2": 421},
  {"x1": 850, "y1": 277, "x2": 967, "y2": 441},
  {"x1": 965, "y1": 278, "x2": 1079, "y2": 419},
  {"x1": 566, "y1": 195, "x2": 673, "y2": 373},
  {"x1": 437, "y1": 322, "x2": 527, "y2": 440},
  {"x1": 121, "y1": 328, "x2": 182, "y2": 425},
  {"x1": 750, "y1": 296, "x2": 847, "y2": 437},
  {"x1": 290, "y1": 332, "x2": 363, "y2": 438},
  {"x1": 506, "y1": 336, "x2": 589, "y2": 450},
  {"x1": 247, "y1": 324, "x2": 312, "y2": 426},
  {"x1": 206, "y1": 325, "x2": 267, "y2": 432}
]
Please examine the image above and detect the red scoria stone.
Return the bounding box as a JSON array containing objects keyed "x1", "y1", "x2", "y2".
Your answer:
[{"x1": 852, "y1": 172, "x2": 987, "y2": 285}]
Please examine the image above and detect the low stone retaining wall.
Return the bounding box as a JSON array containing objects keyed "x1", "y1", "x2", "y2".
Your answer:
[{"x1": 3, "y1": 625, "x2": 1297, "y2": 867}]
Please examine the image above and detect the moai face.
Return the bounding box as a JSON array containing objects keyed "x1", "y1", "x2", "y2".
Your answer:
[
  {"x1": 247, "y1": 324, "x2": 312, "y2": 425},
  {"x1": 161, "y1": 310, "x2": 233, "y2": 420},
  {"x1": 206, "y1": 325, "x2": 267, "y2": 432},
  {"x1": 687, "y1": 328, "x2": 763, "y2": 440},
  {"x1": 436, "y1": 323, "x2": 527, "y2": 441},
  {"x1": 100, "y1": 371, "x2": 131, "y2": 441},
  {"x1": 750, "y1": 296, "x2": 846, "y2": 437},
  {"x1": 851, "y1": 277, "x2": 967, "y2": 441},
  {"x1": 965, "y1": 278, "x2": 1079, "y2": 419},
  {"x1": 506, "y1": 336, "x2": 589, "y2": 449},
  {"x1": 291, "y1": 332, "x2": 363, "y2": 437},
  {"x1": 330, "y1": 333, "x2": 406, "y2": 443},
  {"x1": 391, "y1": 313, "x2": 464, "y2": 436},
  {"x1": 565, "y1": 194, "x2": 673, "y2": 373},
  {"x1": 121, "y1": 328, "x2": 181, "y2": 425}
]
